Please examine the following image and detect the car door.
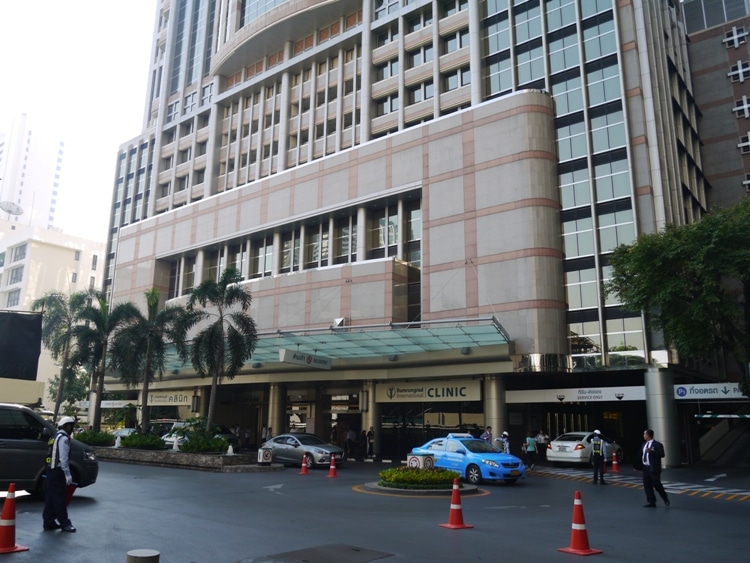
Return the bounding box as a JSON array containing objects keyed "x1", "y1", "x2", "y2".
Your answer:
[
  {"x1": 444, "y1": 439, "x2": 465, "y2": 471},
  {"x1": 0, "y1": 408, "x2": 49, "y2": 489}
]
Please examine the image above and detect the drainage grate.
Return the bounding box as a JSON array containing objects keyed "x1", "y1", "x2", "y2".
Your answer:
[{"x1": 236, "y1": 543, "x2": 393, "y2": 563}]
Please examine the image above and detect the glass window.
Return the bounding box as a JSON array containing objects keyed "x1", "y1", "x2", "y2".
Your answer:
[
  {"x1": 516, "y1": 43, "x2": 544, "y2": 85},
  {"x1": 6, "y1": 289, "x2": 20, "y2": 308},
  {"x1": 556, "y1": 119, "x2": 587, "y2": 162},
  {"x1": 563, "y1": 217, "x2": 595, "y2": 258},
  {"x1": 514, "y1": 3, "x2": 542, "y2": 43},
  {"x1": 594, "y1": 158, "x2": 630, "y2": 202},
  {"x1": 549, "y1": 32, "x2": 580, "y2": 73},
  {"x1": 9, "y1": 266, "x2": 23, "y2": 284},
  {"x1": 587, "y1": 63, "x2": 621, "y2": 106},
  {"x1": 551, "y1": 73, "x2": 583, "y2": 115},
  {"x1": 565, "y1": 268, "x2": 599, "y2": 310},
  {"x1": 546, "y1": 0, "x2": 577, "y2": 32},
  {"x1": 485, "y1": 0, "x2": 509, "y2": 18},
  {"x1": 484, "y1": 55, "x2": 513, "y2": 96},
  {"x1": 590, "y1": 108, "x2": 625, "y2": 153},
  {"x1": 559, "y1": 167, "x2": 591, "y2": 209},
  {"x1": 598, "y1": 207, "x2": 634, "y2": 252},
  {"x1": 581, "y1": 0, "x2": 613, "y2": 19},
  {"x1": 334, "y1": 216, "x2": 357, "y2": 264},
  {"x1": 280, "y1": 230, "x2": 301, "y2": 273},
  {"x1": 250, "y1": 237, "x2": 274, "y2": 278},
  {"x1": 583, "y1": 17, "x2": 616, "y2": 61},
  {"x1": 485, "y1": 16, "x2": 510, "y2": 56},
  {"x1": 408, "y1": 80, "x2": 434, "y2": 104}
]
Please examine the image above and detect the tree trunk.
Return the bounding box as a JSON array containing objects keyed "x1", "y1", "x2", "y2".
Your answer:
[
  {"x1": 140, "y1": 340, "x2": 153, "y2": 435},
  {"x1": 206, "y1": 345, "x2": 224, "y2": 432},
  {"x1": 53, "y1": 341, "x2": 71, "y2": 421},
  {"x1": 92, "y1": 340, "x2": 109, "y2": 432}
]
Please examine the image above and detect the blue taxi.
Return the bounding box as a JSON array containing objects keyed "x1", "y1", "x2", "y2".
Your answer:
[{"x1": 410, "y1": 433, "x2": 525, "y2": 485}]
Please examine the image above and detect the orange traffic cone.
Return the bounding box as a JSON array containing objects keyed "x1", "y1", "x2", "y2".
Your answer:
[
  {"x1": 611, "y1": 450, "x2": 620, "y2": 473},
  {"x1": 326, "y1": 454, "x2": 338, "y2": 478},
  {"x1": 558, "y1": 491, "x2": 602, "y2": 556},
  {"x1": 439, "y1": 478, "x2": 473, "y2": 529},
  {"x1": 0, "y1": 483, "x2": 29, "y2": 554},
  {"x1": 299, "y1": 456, "x2": 309, "y2": 475}
]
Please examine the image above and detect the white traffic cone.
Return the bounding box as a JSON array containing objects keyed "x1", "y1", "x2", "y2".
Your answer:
[{"x1": 226, "y1": 444, "x2": 235, "y2": 455}]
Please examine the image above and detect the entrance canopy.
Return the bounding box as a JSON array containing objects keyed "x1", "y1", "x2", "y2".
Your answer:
[{"x1": 249, "y1": 317, "x2": 510, "y2": 364}]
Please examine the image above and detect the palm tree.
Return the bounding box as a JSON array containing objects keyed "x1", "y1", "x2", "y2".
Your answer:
[
  {"x1": 111, "y1": 288, "x2": 197, "y2": 435},
  {"x1": 187, "y1": 267, "x2": 258, "y2": 431},
  {"x1": 31, "y1": 291, "x2": 90, "y2": 421},
  {"x1": 74, "y1": 290, "x2": 141, "y2": 432}
]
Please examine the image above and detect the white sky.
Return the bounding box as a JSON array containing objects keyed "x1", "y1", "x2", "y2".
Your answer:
[{"x1": 0, "y1": 0, "x2": 158, "y2": 241}]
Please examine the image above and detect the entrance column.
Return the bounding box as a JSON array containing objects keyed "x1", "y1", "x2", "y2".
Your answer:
[
  {"x1": 484, "y1": 375, "x2": 508, "y2": 437},
  {"x1": 645, "y1": 367, "x2": 679, "y2": 467},
  {"x1": 361, "y1": 381, "x2": 380, "y2": 457},
  {"x1": 267, "y1": 383, "x2": 286, "y2": 437}
]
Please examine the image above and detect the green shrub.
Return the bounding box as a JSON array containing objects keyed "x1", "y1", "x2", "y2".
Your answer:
[
  {"x1": 179, "y1": 432, "x2": 228, "y2": 453},
  {"x1": 378, "y1": 466, "x2": 461, "y2": 490},
  {"x1": 75, "y1": 430, "x2": 115, "y2": 447},
  {"x1": 121, "y1": 432, "x2": 166, "y2": 450}
]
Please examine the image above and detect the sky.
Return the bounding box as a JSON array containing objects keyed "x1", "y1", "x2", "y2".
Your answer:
[{"x1": 0, "y1": 0, "x2": 158, "y2": 242}]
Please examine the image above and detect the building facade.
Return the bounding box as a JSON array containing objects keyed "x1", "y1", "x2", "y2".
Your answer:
[
  {"x1": 105, "y1": 0, "x2": 719, "y2": 464},
  {"x1": 0, "y1": 113, "x2": 66, "y2": 231},
  {"x1": 0, "y1": 219, "x2": 105, "y2": 406}
]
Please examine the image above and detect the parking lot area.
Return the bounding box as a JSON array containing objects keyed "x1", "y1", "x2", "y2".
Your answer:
[{"x1": 5, "y1": 460, "x2": 747, "y2": 562}]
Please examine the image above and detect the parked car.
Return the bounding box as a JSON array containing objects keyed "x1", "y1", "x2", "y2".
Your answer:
[
  {"x1": 111, "y1": 428, "x2": 137, "y2": 438},
  {"x1": 162, "y1": 422, "x2": 239, "y2": 449},
  {"x1": 0, "y1": 403, "x2": 99, "y2": 497},
  {"x1": 546, "y1": 431, "x2": 624, "y2": 466},
  {"x1": 411, "y1": 433, "x2": 525, "y2": 485},
  {"x1": 263, "y1": 433, "x2": 345, "y2": 468}
]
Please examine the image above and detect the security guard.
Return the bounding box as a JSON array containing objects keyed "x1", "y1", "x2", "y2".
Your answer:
[
  {"x1": 591, "y1": 429, "x2": 607, "y2": 485},
  {"x1": 495, "y1": 431, "x2": 510, "y2": 454},
  {"x1": 43, "y1": 416, "x2": 77, "y2": 532}
]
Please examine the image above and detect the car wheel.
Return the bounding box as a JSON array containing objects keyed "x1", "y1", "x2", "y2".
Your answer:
[
  {"x1": 466, "y1": 464, "x2": 483, "y2": 485},
  {"x1": 304, "y1": 453, "x2": 314, "y2": 468}
]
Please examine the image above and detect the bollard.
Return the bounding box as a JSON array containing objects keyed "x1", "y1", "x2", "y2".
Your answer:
[
  {"x1": 125, "y1": 548, "x2": 160, "y2": 562},
  {"x1": 115, "y1": 435, "x2": 122, "y2": 448}
]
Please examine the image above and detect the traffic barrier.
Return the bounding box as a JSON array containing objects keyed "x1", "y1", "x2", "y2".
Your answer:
[
  {"x1": 326, "y1": 454, "x2": 338, "y2": 478},
  {"x1": 299, "y1": 456, "x2": 309, "y2": 475},
  {"x1": 611, "y1": 451, "x2": 620, "y2": 473},
  {"x1": 558, "y1": 491, "x2": 602, "y2": 556},
  {"x1": 439, "y1": 478, "x2": 473, "y2": 529},
  {"x1": 0, "y1": 483, "x2": 29, "y2": 554}
]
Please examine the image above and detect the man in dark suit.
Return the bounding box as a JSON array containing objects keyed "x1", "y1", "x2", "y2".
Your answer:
[{"x1": 640, "y1": 429, "x2": 670, "y2": 508}]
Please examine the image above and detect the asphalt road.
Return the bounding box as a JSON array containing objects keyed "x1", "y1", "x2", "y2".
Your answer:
[{"x1": 5, "y1": 460, "x2": 748, "y2": 563}]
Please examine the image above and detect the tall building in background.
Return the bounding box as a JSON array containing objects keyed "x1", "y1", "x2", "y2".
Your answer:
[
  {"x1": 683, "y1": 0, "x2": 750, "y2": 209},
  {"x1": 104, "y1": 0, "x2": 737, "y2": 465},
  {"x1": 0, "y1": 113, "x2": 65, "y2": 231}
]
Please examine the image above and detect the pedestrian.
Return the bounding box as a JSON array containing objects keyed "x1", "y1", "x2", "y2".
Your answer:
[
  {"x1": 360, "y1": 430, "x2": 368, "y2": 457},
  {"x1": 591, "y1": 429, "x2": 607, "y2": 485},
  {"x1": 367, "y1": 426, "x2": 375, "y2": 457},
  {"x1": 524, "y1": 430, "x2": 537, "y2": 470},
  {"x1": 43, "y1": 416, "x2": 77, "y2": 532},
  {"x1": 535, "y1": 429, "x2": 548, "y2": 461},
  {"x1": 346, "y1": 427, "x2": 357, "y2": 457},
  {"x1": 640, "y1": 429, "x2": 670, "y2": 508},
  {"x1": 495, "y1": 430, "x2": 510, "y2": 454},
  {"x1": 480, "y1": 425, "x2": 493, "y2": 443},
  {"x1": 261, "y1": 425, "x2": 268, "y2": 444}
]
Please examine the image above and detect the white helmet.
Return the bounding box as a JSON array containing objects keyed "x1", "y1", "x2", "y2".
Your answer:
[
  {"x1": 57, "y1": 416, "x2": 76, "y2": 428},
  {"x1": 502, "y1": 431, "x2": 509, "y2": 437},
  {"x1": 593, "y1": 429, "x2": 601, "y2": 435}
]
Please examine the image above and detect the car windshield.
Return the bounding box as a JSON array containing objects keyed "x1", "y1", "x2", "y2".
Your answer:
[
  {"x1": 461, "y1": 439, "x2": 500, "y2": 454},
  {"x1": 554, "y1": 433, "x2": 587, "y2": 442},
  {"x1": 295, "y1": 435, "x2": 327, "y2": 446}
]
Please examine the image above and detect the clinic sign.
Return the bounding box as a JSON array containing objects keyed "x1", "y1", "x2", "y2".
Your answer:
[
  {"x1": 375, "y1": 379, "x2": 481, "y2": 403},
  {"x1": 149, "y1": 392, "x2": 191, "y2": 406}
]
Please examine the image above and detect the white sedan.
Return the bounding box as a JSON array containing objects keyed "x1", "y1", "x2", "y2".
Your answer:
[{"x1": 546, "y1": 432, "x2": 624, "y2": 466}]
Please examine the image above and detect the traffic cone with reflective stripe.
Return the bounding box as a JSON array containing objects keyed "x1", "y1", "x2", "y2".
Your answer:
[
  {"x1": 299, "y1": 456, "x2": 309, "y2": 475},
  {"x1": 558, "y1": 491, "x2": 602, "y2": 556},
  {"x1": 0, "y1": 483, "x2": 29, "y2": 554},
  {"x1": 439, "y1": 478, "x2": 473, "y2": 529},
  {"x1": 611, "y1": 450, "x2": 620, "y2": 473},
  {"x1": 326, "y1": 454, "x2": 338, "y2": 478}
]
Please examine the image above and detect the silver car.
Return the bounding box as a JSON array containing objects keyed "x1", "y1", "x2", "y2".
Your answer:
[
  {"x1": 264, "y1": 433, "x2": 345, "y2": 468},
  {"x1": 546, "y1": 431, "x2": 624, "y2": 466}
]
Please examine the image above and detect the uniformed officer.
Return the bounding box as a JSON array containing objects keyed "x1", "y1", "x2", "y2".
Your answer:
[
  {"x1": 43, "y1": 416, "x2": 77, "y2": 532},
  {"x1": 495, "y1": 430, "x2": 510, "y2": 454},
  {"x1": 591, "y1": 429, "x2": 607, "y2": 485}
]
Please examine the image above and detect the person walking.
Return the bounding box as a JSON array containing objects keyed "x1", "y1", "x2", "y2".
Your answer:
[
  {"x1": 495, "y1": 431, "x2": 510, "y2": 453},
  {"x1": 480, "y1": 425, "x2": 493, "y2": 443},
  {"x1": 43, "y1": 416, "x2": 77, "y2": 532},
  {"x1": 640, "y1": 429, "x2": 670, "y2": 508},
  {"x1": 535, "y1": 429, "x2": 548, "y2": 461},
  {"x1": 524, "y1": 431, "x2": 538, "y2": 470},
  {"x1": 366, "y1": 426, "x2": 375, "y2": 458},
  {"x1": 591, "y1": 430, "x2": 607, "y2": 485}
]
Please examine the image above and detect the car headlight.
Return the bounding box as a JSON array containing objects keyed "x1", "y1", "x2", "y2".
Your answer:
[
  {"x1": 85, "y1": 451, "x2": 96, "y2": 461},
  {"x1": 312, "y1": 448, "x2": 326, "y2": 455},
  {"x1": 481, "y1": 459, "x2": 499, "y2": 468}
]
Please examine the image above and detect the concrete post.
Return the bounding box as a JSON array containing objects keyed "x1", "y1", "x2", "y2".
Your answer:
[{"x1": 644, "y1": 367, "x2": 680, "y2": 467}]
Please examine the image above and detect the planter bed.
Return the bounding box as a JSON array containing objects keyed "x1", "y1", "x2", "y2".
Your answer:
[{"x1": 93, "y1": 447, "x2": 282, "y2": 473}]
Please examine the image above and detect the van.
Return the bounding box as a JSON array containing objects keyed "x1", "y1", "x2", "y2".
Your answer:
[{"x1": 0, "y1": 403, "x2": 99, "y2": 496}]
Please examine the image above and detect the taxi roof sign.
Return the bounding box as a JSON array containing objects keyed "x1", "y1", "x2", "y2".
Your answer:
[{"x1": 447, "y1": 433, "x2": 474, "y2": 439}]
